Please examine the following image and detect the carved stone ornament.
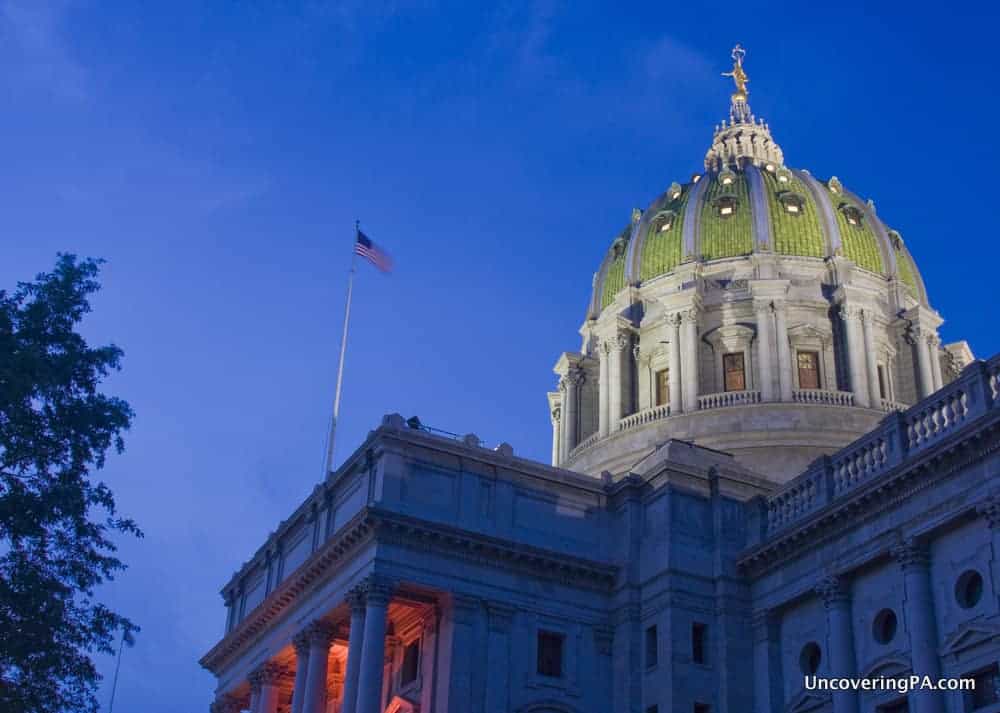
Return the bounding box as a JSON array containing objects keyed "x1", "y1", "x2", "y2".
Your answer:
[
  {"x1": 681, "y1": 307, "x2": 700, "y2": 324},
  {"x1": 249, "y1": 661, "x2": 288, "y2": 689},
  {"x1": 292, "y1": 629, "x2": 312, "y2": 656},
  {"x1": 839, "y1": 304, "x2": 863, "y2": 322},
  {"x1": 565, "y1": 367, "x2": 586, "y2": 387},
  {"x1": 815, "y1": 575, "x2": 850, "y2": 608},
  {"x1": 891, "y1": 538, "x2": 930, "y2": 569},
  {"x1": 614, "y1": 333, "x2": 630, "y2": 351},
  {"x1": 977, "y1": 494, "x2": 1000, "y2": 529},
  {"x1": 599, "y1": 339, "x2": 611, "y2": 356}
]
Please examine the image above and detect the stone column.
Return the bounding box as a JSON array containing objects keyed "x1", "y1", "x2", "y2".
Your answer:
[
  {"x1": 250, "y1": 662, "x2": 286, "y2": 713},
  {"x1": 816, "y1": 576, "x2": 859, "y2": 713},
  {"x1": 300, "y1": 620, "x2": 336, "y2": 713},
  {"x1": 755, "y1": 300, "x2": 776, "y2": 401},
  {"x1": 598, "y1": 340, "x2": 610, "y2": 437},
  {"x1": 891, "y1": 539, "x2": 944, "y2": 713},
  {"x1": 668, "y1": 314, "x2": 683, "y2": 414},
  {"x1": 774, "y1": 302, "x2": 793, "y2": 402},
  {"x1": 558, "y1": 379, "x2": 570, "y2": 464},
  {"x1": 751, "y1": 610, "x2": 783, "y2": 713},
  {"x1": 861, "y1": 311, "x2": 881, "y2": 407},
  {"x1": 355, "y1": 579, "x2": 393, "y2": 713},
  {"x1": 913, "y1": 328, "x2": 936, "y2": 399},
  {"x1": 291, "y1": 632, "x2": 311, "y2": 713},
  {"x1": 681, "y1": 308, "x2": 700, "y2": 411},
  {"x1": 561, "y1": 369, "x2": 583, "y2": 458},
  {"x1": 549, "y1": 405, "x2": 561, "y2": 466},
  {"x1": 340, "y1": 587, "x2": 367, "y2": 713},
  {"x1": 840, "y1": 305, "x2": 870, "y2": 408},
  {"x1": 929, "y1": 335, "x2": 944, "y2": 392},
  {"x1": 609, "y1": 333, "x2": 628, "y2": 426}
]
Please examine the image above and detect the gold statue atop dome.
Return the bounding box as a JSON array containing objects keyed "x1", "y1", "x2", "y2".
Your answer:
[{"x1": 721, "y1": 44, "x2": 748, "y2": 97}]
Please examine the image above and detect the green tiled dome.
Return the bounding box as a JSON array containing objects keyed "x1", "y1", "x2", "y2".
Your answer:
[{"x1": 590, "y1": 166, "x2": 926, "y2": 314}]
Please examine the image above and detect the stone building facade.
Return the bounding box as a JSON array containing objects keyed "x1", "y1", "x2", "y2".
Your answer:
[{"x1": 201, "y1": 49, "x2": 1000, "y2": 713}]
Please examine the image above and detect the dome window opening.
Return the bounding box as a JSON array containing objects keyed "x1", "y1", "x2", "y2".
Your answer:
[
  {"x1": 692, "y1": 174, "x2": 702, "y2": 183},
  {"x1": 715, "y1": 195, "x2": 738, "y2": 217},
  {"x1": 779, "y1": 193, "x2": 806, "y2": 215},
  {"x1": 652, "y1": 211, "x2": 676, "y2": 234},
  {"x1": 668, "y1": 183, "x2": 683, "y2": 202},
  {"x1": 719, "y1": 169, "x2": 737, "y2": 187},
  {"x1": 840, "y1": 204, "x2": 864, "y2": 227},
  {"x1": 828, "y1": 176, "x2": 843, "y2": 194},
  {"x1": 764, "y1": 163, "x2": 776, "y2": 173},
  {"x1": 776, "y1": 167, "x2": 792, "y2": 184}
]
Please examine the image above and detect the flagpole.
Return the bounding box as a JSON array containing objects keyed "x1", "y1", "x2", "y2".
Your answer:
[
  {"x1": 324, "y1": 222, "x2": 358, "y2": 475},
  {"x1": 107, "y1": 630, "x2": 125, "y2": 713}
]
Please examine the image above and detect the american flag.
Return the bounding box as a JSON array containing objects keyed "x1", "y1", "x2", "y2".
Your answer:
[{"x1": 354, "y1": 230, "x2": 393, "y2": 273}]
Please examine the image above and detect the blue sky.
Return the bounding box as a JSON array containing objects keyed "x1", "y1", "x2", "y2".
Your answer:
[{"x1": 2, "y1": 1, "x2": 997, "y2": 710}]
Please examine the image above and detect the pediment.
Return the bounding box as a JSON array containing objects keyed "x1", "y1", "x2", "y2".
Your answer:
[
  {"x1": 787, "y1": 323, "x2": 832, "y2": 344},
  {"x1": 384, "y1": 694, "x2": 420, "y2": 713},
  {"x1": 859, "y1": 651, "x2": 911, "y2": 679},
  {"x1": 704, "y1": 323, "x2": 755, "y2": 348},
  {"x1": 940, "y1": 617, "x2": 1000, "y2": 658},
  {"x1": 786, "y1": 688, "x2": 832, "y2": 713}
]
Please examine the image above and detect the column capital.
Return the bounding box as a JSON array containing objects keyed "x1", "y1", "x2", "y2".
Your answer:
[
  {"x1": 485, "y1": 601, "x2": 516, "y2": 633},
  {"x1": 345, "y1": 584, "x2": 367, "y2": 613},
  {"x1": 815, "y1": 575, "x2": 850, "y2": 608},
  {"x1": 593, "y1": 625, "x2": 614, "y2": 655},
  {"x1": 249, "y1": 661, "x2": 288, "y2": 688},
  {"x1": 302, "y1": 619, "x2": 337, "y2": 647},
  {"x1": 753, "y1": 299, "x2": 774, "y2": 315},
  {"x1": 599, "y1": 338, "x2": 611, "y2": 356},
  {"x1": 210, "y1": 694, "x2": 243, "y2": 713},
  {"x1": 751, "y1": 608, "x2": 780, "y2": 642},
  {"x1": 292, "y1": 629, "x2": 312, "y2": 656},
  {"x1": 839, "y1": 304, "x2": 863, "y2": 322},
  {"x1": 891, "y1": 538, "x2": 930, "y2": 569},
  {"x1": 977, "y1": 493, "x2": 1000, "y2": 529},
  {"x1": 361, "y1": 575, "x2": 394, "y2": 606},
  {"x1": 681, "y1": 306, "x2": 700, "y2": 324}
]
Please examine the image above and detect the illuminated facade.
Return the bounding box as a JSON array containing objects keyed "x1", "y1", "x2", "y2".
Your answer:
[{"x1": 201, "y1": 49, "x2": 1000, "y2": 713}]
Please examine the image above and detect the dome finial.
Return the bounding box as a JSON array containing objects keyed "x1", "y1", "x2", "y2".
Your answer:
[{"x1": 721, "y1": 44, "x2": 749, "y2": 98}]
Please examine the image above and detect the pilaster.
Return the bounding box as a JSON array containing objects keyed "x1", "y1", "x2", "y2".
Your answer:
[{"x1": 815, "y1": 576, "x2": 858, "y2": 713}]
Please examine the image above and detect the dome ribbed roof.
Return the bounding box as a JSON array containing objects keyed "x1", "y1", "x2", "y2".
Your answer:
[{"x1": 589, "y1": 49, "x2": 927, "y2": 315}]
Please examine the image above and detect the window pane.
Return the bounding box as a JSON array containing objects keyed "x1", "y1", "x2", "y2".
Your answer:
[
  {"x1": 692, "y1": 622, "x2": 706, "y2": 664},
  {"x1": 537, "y1": 631, "x2": 564, "y2": 678},
  {"x1": 401, "y1": 640, "x2": 420, "y2": 685},
  {"x1": 723, "y1": 354, "x2": 745, "y2": 392},
  {"x1": 797, "y1": 351, "x2": 820, "y2": 390},
  {"x1": 646, "y1": 625, "x2": 658, "y2": 667},
  {"x1": 656, "y1": 370, "x2": 669, "y2": 406}
]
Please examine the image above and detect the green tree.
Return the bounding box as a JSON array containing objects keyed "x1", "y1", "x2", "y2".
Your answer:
[{"x1": 0, "y1": 254, "x2": 140, "y2": 712}]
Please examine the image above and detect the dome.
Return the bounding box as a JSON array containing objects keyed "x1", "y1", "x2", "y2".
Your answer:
[
  {"x1": 588, "y1": 147, "x2": 928, "y2": 320},
  {"x1": 550, "y1": 46, "x2": 971, "y2": 483}
]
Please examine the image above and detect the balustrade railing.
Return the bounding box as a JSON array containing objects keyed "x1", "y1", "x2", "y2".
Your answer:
[
  {"x1": 571, "y1": 432, "x2": 601, "y2": 455},
  {"x1": 757, "y1": 354, "x2": 1000, "y2": 540},
  {"x1": 793, "y1": 388, "x2": 854, "y2": 406},
  {"x1": 618, "y1": 403, "x2": 670, "y2": 431},
  {"x1": 698, "y1": 390, "x2": 760, "y2": 409},
  {"x1": 880, "y1": 398, "x2": 906, "y2": 412}
]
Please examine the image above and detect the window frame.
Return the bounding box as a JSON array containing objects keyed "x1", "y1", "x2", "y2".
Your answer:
[
  {"x1": 723, "y1": 353, "x2": 746, "y2": 393},
  {"x1": 536, "y1": 629, "x2": 565, "y2": 679},
  {"x1": 796, "y1": 350, "x2": 821, "y2": 390}
]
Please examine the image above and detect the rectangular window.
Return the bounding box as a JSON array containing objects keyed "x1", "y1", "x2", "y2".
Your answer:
[
  {"x1": 797, "y1": 351, "x2": 820, "y2": 390},
  {"x1": 878, "y1": 699, "x2": 909, "y2": 713},
  {"x1": 965, "y1": 664, "x2": 1000, "y2": 711},
  {"x1": 536, "y1": 630, "x2": 564, "y2": 678},
  {"x1": 645, "y1": 625, "x2": 658, "y2": 668},
  {"x1": 877, "y1": 364, "x2": 888, "y2": 400},
  {"x1": 646, "y1": 707, "x2": 659, "y2": 713},
  {"x1": 401, "y1": 639, "x2": 420, "y2": 686},
  {"x1": 655, "y1": 369, "x2": 670, "y2": 407},
  {"x1": 723, "y1": 353, "x2": 745, "y2": 392},
  {"x1": 692, "y1": 622, "x2": 707, "y2": 664},
  {"x1": 694, "y1": 704, "x2": 711, "y2": 713}
]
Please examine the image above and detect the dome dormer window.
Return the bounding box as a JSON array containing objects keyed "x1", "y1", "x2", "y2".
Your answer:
[
  {"x1": 715, "y1": 196, "x2": 738, "y2": 217},
  {"x1": 764, "y1": 163, "x2": 776, "y2": 173},
  {"x1": 828, "y1": 176, "x2": 843, "y2": 195},
  {"x1": 778, "y1": 193, "x2": 806, "y2": 215},
  {"x1": 668, "y1": 182, "x2": 683, "y2": 202},
  {"x1": 776, "y1": 167, "x2": 792, "y2": 184},
  {"x1": 651, "y1": 211, "x2": 676, "y2": 234},
  {"x1": 719, "y1": 169, "x2": 736, "y2": 186},
  {"x1": 840, "y1": 204, "x2": 864, "y2": 227},
  {"x1": 692, "y1": 174, "x2": 702, "y2": 183}
]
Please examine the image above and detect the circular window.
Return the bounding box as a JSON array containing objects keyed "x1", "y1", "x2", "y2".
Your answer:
[
  {"x1": 872, "y1": 609, "x2": 898, "y2": 644},
  {"x1": 956, "y1": 570, "x2": 984, "y2": 609},
  {"x1": 799, "y1": 642, "x2": 822, "y2": 675}
]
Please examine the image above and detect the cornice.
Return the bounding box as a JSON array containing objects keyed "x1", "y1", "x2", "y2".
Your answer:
[{"x1": 201, "y1": 506, "x2": 618, "y2": 675}]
